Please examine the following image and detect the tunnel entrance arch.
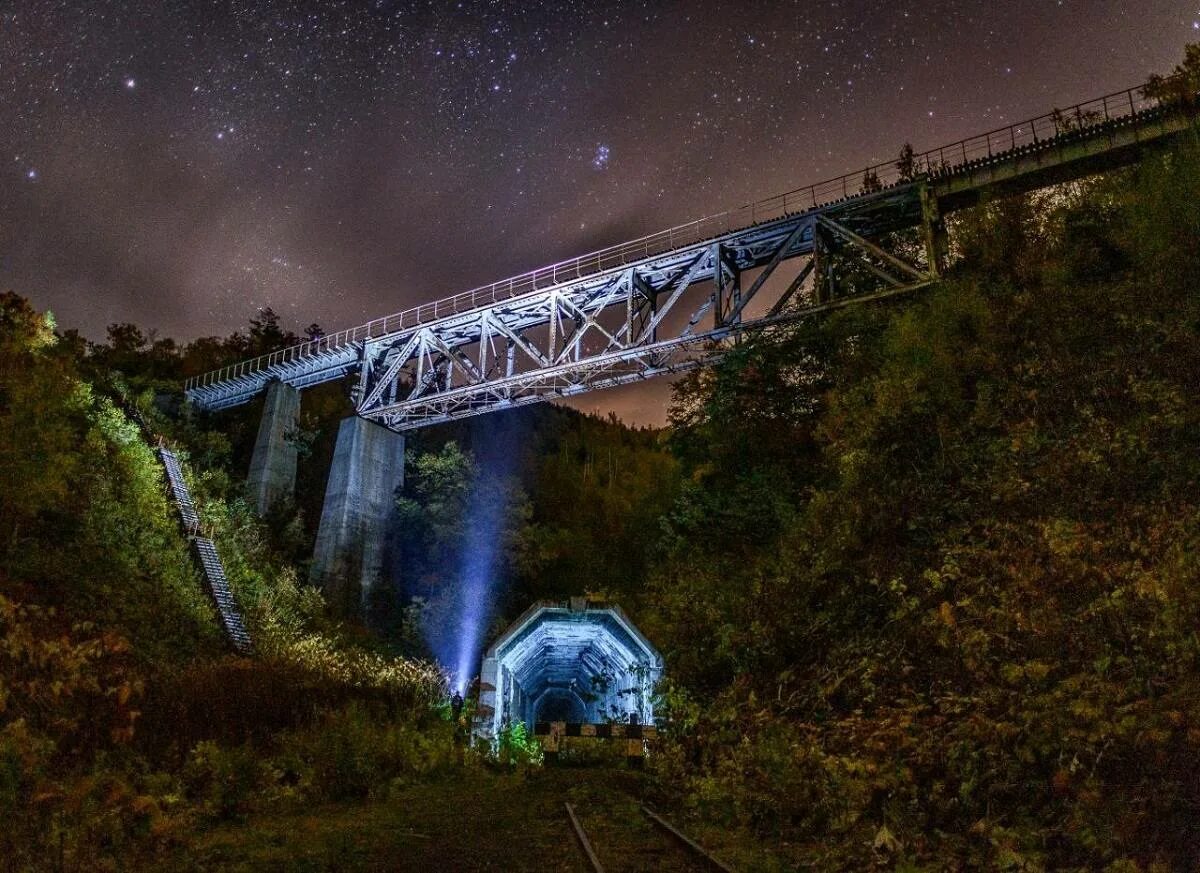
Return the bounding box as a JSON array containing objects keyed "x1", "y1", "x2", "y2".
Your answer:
[{"x1": 475, "y1": 599, "x2": 663, "y2": 740}]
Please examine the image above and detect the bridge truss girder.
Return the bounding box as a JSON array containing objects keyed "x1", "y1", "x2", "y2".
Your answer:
[
  {"x1": 354, "y1": 190, "x2": 933, "y2": 431},
  {"x1": 184, "y1": 84, "x2": 1196, "y2": 416}
]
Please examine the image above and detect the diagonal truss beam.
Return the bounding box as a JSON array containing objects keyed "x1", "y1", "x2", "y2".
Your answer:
[
  {"x1": 357, "y1": 331, "x2": 423, "y2": 412},
  {"x1": 767, "y1": 258, "x2": 816, "y2": 317},
  {"x1": 489, "y1": 315, "x2": 552, "y2": 368},
  {"x1": 728, "y1": 219, "x2": 809, "y2": 322},
  {"x1": 636, "y1": 250, "x2": 709, "y2": 344},
  {"x1": 553, "y1": 275, "x2": 628, "y2": 364},
  {"x1": 337, "y1": 187, "x2": 950, "y2": 430},
  {"x1": 817, "y1": 215, "x2": 928, "y2": 282}
]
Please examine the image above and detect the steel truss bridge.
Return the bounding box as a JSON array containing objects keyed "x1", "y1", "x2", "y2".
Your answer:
[{"x1": 186, "y1": 81, "x2": 1196, "y2": 430}]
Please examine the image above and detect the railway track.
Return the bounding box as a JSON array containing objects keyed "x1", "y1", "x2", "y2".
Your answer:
[{"x1": 565, "y1": 801, "x2": 738, "y2": 873}]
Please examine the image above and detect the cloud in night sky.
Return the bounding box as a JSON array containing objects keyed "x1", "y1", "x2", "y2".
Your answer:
[{"x1": 0, "y1": 0, "x2": 1192, "y2": 423}]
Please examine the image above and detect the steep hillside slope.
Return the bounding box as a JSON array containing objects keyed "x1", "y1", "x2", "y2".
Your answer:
[{"x1": 644, "y1": 135, "x2": 1200, "y2": 868}]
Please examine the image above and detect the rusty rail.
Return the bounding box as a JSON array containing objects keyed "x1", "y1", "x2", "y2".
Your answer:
[
  {"x1": 563, "y1": 798, "x2": 740, "y2": 872},
  {"x1": 565, "y1": 803, "x2": 606, "y2": 873},
  {"x1": 641, "y1": 806, "x2": 739, "y2": 873}
]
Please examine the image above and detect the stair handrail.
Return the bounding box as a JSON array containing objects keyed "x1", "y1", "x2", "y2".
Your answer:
[{"x1": 111, "y1": 389, "x2": 251, "y2": 653}]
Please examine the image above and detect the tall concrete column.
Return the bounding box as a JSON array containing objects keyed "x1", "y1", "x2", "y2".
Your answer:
[
  {"x1": 310, "y1": 415, "x2": 405, "y2": 617},
  {"x1": 246, "y1": 380, "x2": 301, "y2": 515}
]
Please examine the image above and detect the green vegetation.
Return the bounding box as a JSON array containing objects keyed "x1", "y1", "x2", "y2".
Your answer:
[
  {"x1": 494, "y1": 720, "x2": 544, "y2": 768},
  {"x1": 642, "y1": 129, "x2": 1200, "y2": 868},
  {"x1": 3, "y1": 50, "x2": 1200, "y2": 871},
  {"x1": 388, "y1": 411, "x2": 677, "y2": 659},
  {"x1": 0, "y1": 293, "x2": 447, "y2": 870}
]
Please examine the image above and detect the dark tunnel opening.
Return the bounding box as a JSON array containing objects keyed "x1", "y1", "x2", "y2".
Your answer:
[{"x1": 534, "y1": 689, "x2": 587, "y2": 724}]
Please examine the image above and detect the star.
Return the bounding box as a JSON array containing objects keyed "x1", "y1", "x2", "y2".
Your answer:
[{"x1": 0, "y1": 0, "x2": 1185, "y2": 439}]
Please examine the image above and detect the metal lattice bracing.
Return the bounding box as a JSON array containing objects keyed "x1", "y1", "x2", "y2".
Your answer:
[
  {"x1": 184, "y1": 81, "x2": 1197, "y2": 430},
  {"x1": 350, "y1": 198, "x2": 930, "y2": 430}
]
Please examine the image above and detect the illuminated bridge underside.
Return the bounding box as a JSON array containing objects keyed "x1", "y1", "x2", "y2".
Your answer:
[
  {"x1": 356, "y1": 197, "x2": 924, "y2": 429},
  {"x1": 185, "y1": 84, "x2": 1196, "y2": 430},
  {"x1": 476, "y1": 601, "x2": 663, "y2": 740}
]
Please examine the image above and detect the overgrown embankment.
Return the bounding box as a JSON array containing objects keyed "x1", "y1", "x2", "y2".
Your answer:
[
  {"x1": 0, "y1": 293, "x2": 446, "y2": 870},
  {"x1": 4, "y1": 84, "x2": 1200, "y2": 873},
  {"x1": 643, "y1": 135, "x2": 1200, "y2": 868}
]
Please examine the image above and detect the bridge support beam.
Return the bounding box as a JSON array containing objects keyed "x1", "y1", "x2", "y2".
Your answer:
[
  {"x1": 813, "y1": 225, "x2": 834, "y2": 303},
  {"x1": 920, "y1": 183, "x2": 949, "y2": 278},
  {"x1": 310, "y1": 416, "x2": 405, "y2": 617},
  {"x1": 246, "y1": 380, "x2": 300, "y2": 515}
]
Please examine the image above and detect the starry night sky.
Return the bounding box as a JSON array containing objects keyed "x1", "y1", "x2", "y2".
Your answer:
[{"x1": 1, "y1": 1, "x2": 1192, "y2": 423}]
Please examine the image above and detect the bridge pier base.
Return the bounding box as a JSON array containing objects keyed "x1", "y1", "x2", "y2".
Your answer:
[
  {"x1": 247, "y1": 380, "x2": 300, "y2": 515},
  {"x1": 310, "y1": 415, "x2": 405, "y2": 617}
]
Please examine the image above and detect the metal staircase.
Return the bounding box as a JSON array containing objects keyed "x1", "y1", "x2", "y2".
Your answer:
[
  {"x1": 156, "y1": 445, "x2": 252, "y2": 654},
  {"x1": 190, "y1": 534, "x2": 253, "y2": 654},
  {"x1": 158, "y1": 446, "x2": 201, "y2": 531}
]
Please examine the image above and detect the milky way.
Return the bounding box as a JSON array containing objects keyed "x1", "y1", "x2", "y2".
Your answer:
[{"x1": 0, "y1": 1, "x2": 1191, "y2": 422}]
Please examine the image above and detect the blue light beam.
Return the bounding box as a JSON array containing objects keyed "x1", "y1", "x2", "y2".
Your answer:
[{"x1": 451, "y1": 490, "x2": 502, "y2": 692}]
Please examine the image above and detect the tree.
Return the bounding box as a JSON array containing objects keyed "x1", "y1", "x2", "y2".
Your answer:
[
  {"x1": 248, "y1": 306, "x2": 288, "y2": 355},
  {"x1": 0, "y1": 293, "x2": 82, "y2": 564},
  {"x1": 391, "y1": 441, "x2": 532, "y2": 664},
  {"x1": 896, "y1": 142, "x2": 918, "y2": 181},
  {"x1": 1144, "y1": 42, "x2": 1200, "y2": 105},
  {"x1": 395, "y1": 442, "x2": 475, "y2": 598}
]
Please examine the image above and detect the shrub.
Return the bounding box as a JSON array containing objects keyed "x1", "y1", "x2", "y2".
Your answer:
[
  {"x1": 274, "y1": 702, "x2": 456, "y2": 801},
  {"x1": 181, "y1": 740, "x2": 263, "y2": 821},
  {"x1": 493, "y1": 721, "x2": 544, "y2": 769}
]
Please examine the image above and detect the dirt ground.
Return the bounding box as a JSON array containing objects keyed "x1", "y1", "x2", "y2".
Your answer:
[{"x1": 166, "y1": 766, "x2": 793, "y2": 872}]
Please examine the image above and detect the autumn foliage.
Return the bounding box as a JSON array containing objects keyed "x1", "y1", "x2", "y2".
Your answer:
[
  {"x1": 2, "y1": 52, "x2": 1200, "y2": 871},
  {"x1": 645, "y1": 130, "x2": 1200, "y2": 868}
]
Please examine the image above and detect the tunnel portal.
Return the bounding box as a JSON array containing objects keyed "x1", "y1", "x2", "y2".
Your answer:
[{"x1": 476, "y1": 599, "x2": 662, "y2": 740}]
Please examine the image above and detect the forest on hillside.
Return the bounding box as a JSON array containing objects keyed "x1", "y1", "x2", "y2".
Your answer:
[{"x1": 3, "y1": 50, "x2": 1200, "y2": 871}]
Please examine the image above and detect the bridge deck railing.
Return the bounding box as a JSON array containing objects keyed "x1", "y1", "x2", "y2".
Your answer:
[{"x1": 185, "y1": 79, "x2": 1178, "y2": 393}]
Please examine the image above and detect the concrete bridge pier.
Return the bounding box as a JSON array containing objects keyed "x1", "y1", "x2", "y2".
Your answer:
[
  {"x1": 246, "y1": 380, "x2": 301, "y2": 515},
  {"x1": 310, "y1": 415, "x2": 405, "y2": 616}
]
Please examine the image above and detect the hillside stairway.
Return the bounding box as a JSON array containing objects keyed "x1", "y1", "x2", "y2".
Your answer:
[
  {"x1": 158, "y1": 447, "x2": 201, "y2": 530},
  {"x1": 156, "y1": 445, "x2": 253, "y2": 654}
]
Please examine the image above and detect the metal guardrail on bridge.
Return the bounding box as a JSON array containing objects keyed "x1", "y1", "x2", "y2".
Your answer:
[{"x1": 185, "y1": 79, "x2": 1180, "y2": 395}]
